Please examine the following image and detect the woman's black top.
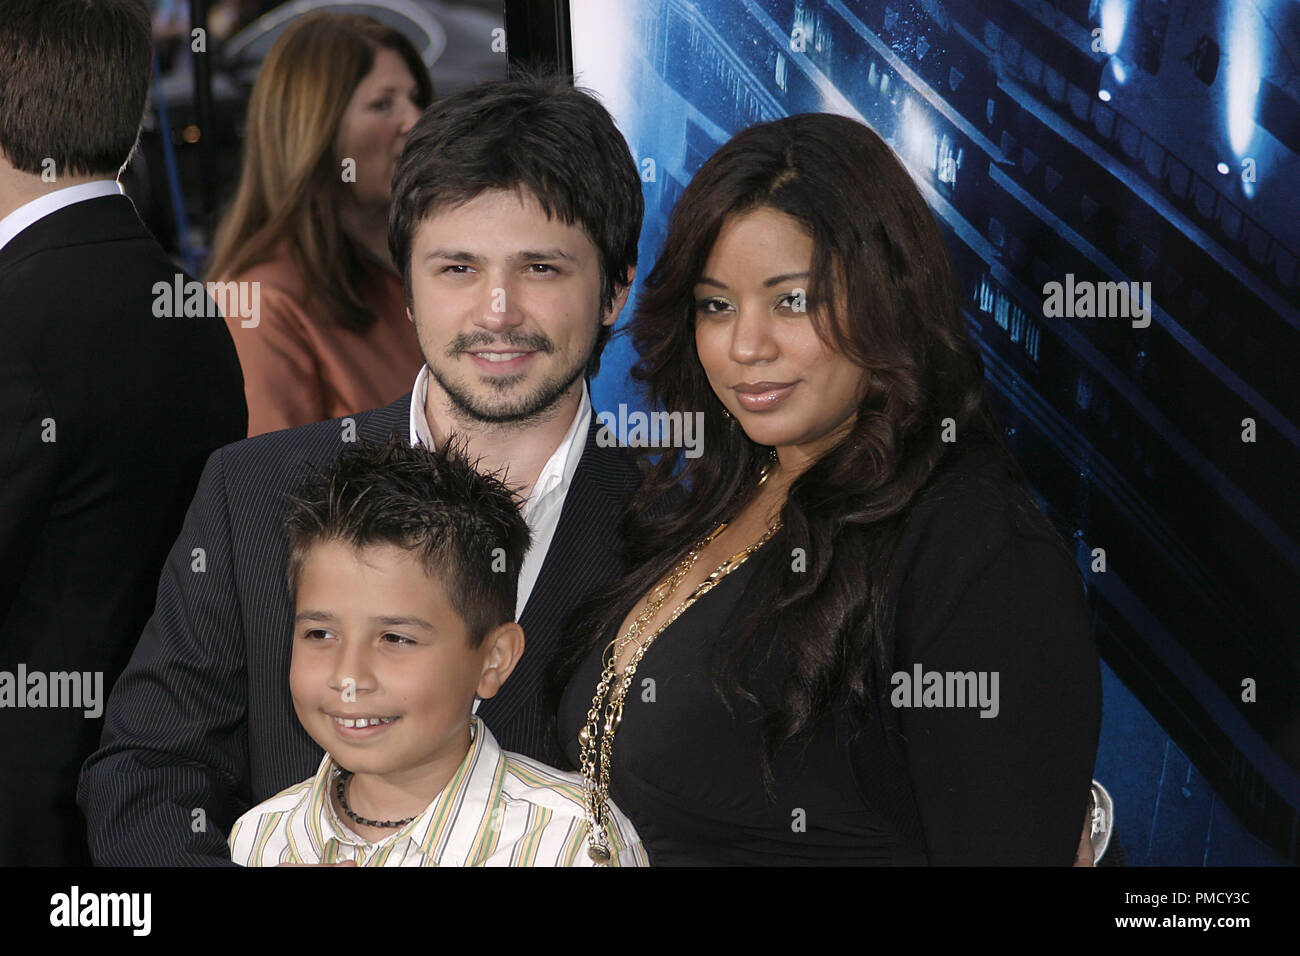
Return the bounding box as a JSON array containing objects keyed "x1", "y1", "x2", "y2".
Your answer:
[{"x1": 556, "y1": 440, "x2": 1102, "y2": 865}]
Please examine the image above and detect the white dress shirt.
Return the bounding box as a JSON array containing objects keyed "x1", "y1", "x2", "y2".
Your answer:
[
  {"x1": 0, "y1": 180, "x2": 123, "y2": 255},
  {"x1": 406, "y1": 364, "x2": 592, "y2": 621},
  {"x1": 228, "y1": 717, "x2": 646, "y2": 866}
]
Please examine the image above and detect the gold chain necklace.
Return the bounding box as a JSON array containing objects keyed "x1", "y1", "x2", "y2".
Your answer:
[{"x1": 578, "y1": 467, "x2": 781, "y2": 863}]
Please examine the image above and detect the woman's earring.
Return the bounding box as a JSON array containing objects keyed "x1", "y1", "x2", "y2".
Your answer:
[{"x1": 720, "y1": 406, "x2": 733, "y2": 421}]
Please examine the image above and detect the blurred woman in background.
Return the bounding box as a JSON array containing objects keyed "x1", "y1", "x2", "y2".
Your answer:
[{"x1": 208, "y1": 12, "x2": 432, "y2": 435}]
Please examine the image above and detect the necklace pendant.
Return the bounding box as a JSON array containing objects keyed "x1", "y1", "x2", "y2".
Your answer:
[
  {"x1": 603, "y1": 701, "x2": 623, "y2": 734},
  {"x1": 587, "y1": 843, "x2": 611, "y2": 863}
]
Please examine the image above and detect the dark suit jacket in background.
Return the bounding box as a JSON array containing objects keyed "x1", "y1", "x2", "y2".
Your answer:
[
  {"x1": 0, "y1": 194, "x2": 248, "y2": 865},
  {"x1": 77, "y1": 394, "x2": 641, "y2": 864}
]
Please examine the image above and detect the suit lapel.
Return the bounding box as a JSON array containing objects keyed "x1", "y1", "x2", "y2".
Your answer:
[
  {"x1": 479, "y1": 420, "x2": 639, "y2": 732},
  {"x1": 520, "y1": 420, "x2": 636, "y2": 623}
]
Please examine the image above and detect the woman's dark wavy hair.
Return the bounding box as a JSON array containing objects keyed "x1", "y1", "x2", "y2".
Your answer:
[{"x1": 550, "y1": 113, "x2": 1031, "y2": 782}]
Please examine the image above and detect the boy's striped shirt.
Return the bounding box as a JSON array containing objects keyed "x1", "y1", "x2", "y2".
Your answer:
[{"x1": 229, "y1": 717, "x2": 646, "y2": 867}]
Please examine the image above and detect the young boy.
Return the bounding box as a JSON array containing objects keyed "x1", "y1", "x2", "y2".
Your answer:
[{"x1": 228, "y1": 436, "x2": 645, "y2": 866}]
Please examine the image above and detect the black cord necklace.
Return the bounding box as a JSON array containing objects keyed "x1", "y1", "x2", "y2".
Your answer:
[{"x1": 334, "y1": 769, "x2": 417, "y2": 829}]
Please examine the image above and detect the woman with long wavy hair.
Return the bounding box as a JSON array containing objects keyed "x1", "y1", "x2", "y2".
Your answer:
[
  {"x1": 553, "y1": 113, "x2": 1101, "y2": 865},
  {"x1": 207, "y1": 12, "x2": 432, "y2": 436}
]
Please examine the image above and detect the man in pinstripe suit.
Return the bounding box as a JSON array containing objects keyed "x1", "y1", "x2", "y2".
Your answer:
[{"x1": 78, "y1": 76, "x2": 647, "y2": 864}]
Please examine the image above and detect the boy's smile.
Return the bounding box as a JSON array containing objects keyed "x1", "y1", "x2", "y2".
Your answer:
[
  {"x1": 288, "y1": 539, "x2": 519, "y2": 821},
  {"x1": 327, "y1": 714, "x2": 399, "y2": 735}
]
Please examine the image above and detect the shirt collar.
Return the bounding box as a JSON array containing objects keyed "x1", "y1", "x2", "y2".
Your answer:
[
  {"x1": 0, "y1": 179, "x2": 122, "y2": 255},
  {"x1": 307, "y1": 716, "x2": 506, "y2": 866},
  {"x1": 525, "y1": 380, "x2": 591, "y2": 520},
  {"x1": 408, "y1": 365, "x2": 436, "y2": 450},
  {"x1": 406, "y1": 364, "x2": 592, "y2": 516}
]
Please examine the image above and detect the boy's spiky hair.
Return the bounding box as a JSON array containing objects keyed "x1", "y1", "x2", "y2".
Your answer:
[{"x1": 282, "y1": 433, "x2": 530, "y2": 645}]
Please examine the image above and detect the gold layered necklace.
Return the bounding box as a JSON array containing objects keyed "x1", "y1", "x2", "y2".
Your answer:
[{"x1": 578, "y1": 465, "x2": 782, "y2": 864}]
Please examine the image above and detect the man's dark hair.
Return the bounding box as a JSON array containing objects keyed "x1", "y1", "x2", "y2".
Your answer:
[
  {"x1": 0, "y1": 0, "x2": 152, "y2": 177},
  {"x1": 389, "y1": 73, "x2": 644, "y2": 378},
  {"x1": 283, "y1": 435, "x2": 530, "y2": 646}
]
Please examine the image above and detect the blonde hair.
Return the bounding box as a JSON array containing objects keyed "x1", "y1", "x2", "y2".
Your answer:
[{"x1": 206, "y1": 12, "x2": 432, "y2": 331}]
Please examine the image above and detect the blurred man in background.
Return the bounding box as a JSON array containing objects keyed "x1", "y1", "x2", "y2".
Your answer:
[{"x1": 0, "y1": 0, "x2": 247, "y2": 864}]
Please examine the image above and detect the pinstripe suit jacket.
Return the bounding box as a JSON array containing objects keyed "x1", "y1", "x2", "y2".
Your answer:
[{"x1": 77, "y1": 393, "x2": 641, "y2": 865}]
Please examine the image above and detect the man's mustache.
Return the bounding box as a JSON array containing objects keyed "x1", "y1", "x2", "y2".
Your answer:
[{"x1": 446, "y1": 332, "x2": 555, "y2": 356}]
